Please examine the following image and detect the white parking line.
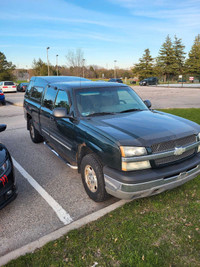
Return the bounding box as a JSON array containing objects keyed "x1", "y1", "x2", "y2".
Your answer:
[{"x1": 12, "y1": 158, "x2": 73, "y2": 225}]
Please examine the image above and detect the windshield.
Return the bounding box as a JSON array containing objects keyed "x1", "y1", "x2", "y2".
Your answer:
[{"x1": 75, "y1": 86, "x2": 148, "y2": 117}]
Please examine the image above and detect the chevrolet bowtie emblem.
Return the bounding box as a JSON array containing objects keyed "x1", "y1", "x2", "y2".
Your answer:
[{"x1": 174, "y1": 147, "x2": 186, "y2": 156}]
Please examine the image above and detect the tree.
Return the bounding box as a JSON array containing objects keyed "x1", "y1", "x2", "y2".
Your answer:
[
  {"x1": 32, "y1": 58, "x2": 56, "y2": 76},
  {"x1": 157, "y1": 35, "x2": 177, "y2": 82},
  {"x1": 32, "y1": 58, "x2": 48, "y2": 76},
  {"x1": 173, "y1": 35, "x2": 186, "y2": 75},
  {"x1": 66, "y1": 48, "x2": 84, "y2": 76},
  {"x1": 185, "y1": 34, "x2": 200, "y2": 78},
  {"x1": 132, "y1": 48, "x2": 154, "y2": 80},
  {"x1": 89, "y1": 66, "x2": 98, "y2": 78},
  {"x1": 0, "y1": 52, "x2": 15, "y2": 80}
]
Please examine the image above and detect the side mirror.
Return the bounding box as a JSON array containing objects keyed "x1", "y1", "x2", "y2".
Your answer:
[
  {"x1": 53, "y1": 107, "x2": 68, "y2": 118},
  {"x1": 144, "y1": 100, "x2": 152, "y2": 109},
  {"x1": 0, "y1": 124, "x2": 6, "y2": 133}
]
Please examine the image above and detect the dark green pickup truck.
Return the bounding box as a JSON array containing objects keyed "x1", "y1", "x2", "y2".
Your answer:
[{"x1": 24, "y1": 76, "x2": 200, "y2": 202}]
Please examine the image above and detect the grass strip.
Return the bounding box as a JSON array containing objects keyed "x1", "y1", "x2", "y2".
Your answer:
[{"x1": 5, "y1": 109, "x2": 200, "y2": 267}]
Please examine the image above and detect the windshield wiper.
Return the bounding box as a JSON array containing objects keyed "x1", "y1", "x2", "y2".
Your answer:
[
  {"x1": 120, "y1": 109, "x2": 143, "y2": 113},
  {"x1": 86, "y1": 112, "x2": 116, "y2": 117}
]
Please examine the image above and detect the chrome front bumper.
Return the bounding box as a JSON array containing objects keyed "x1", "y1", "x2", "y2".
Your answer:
[{"x1": 104, "y1": 164, "x2": 200, "y2": 200}]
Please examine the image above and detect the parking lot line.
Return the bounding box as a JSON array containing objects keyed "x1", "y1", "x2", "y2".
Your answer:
[{"x1": 12, "y1": 158, "x2": 73, "y2": 225}]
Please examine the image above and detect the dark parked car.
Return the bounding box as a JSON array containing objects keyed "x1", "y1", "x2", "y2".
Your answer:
[
  {"x1": 0, "y1": 125, "x2": 17, "y2": 209},
  {"x1": 24, "y1": 76, "x2": 200, "y2": 202},
  {"x1": 0, "y1": 90, "x2": 6, "y2": 105},
  {"x1": 139, "y1": 77, "x2": 158, "y2": 86},
  {"x1": 17, "y1": 82, "x2": 29, "y2": 92},
  {"x1": 108, "y1": 78, "x2": 123, "y2": 83}
]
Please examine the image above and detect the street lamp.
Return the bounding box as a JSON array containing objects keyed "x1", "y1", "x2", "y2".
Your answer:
[
  {"x1": 114, "y1": 60, "x2": 117, "y2": 78},
  {"x1": 56, "y1": 54, "x2": 58, "y2": 76},
  {"x1": 82, "y1": 58, "x2": 85, "y2": 78},
  {"x1": 46, "y1": 47, "x2": 50, "y2": 76}
]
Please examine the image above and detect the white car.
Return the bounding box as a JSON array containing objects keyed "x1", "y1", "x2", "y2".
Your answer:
[{"x1": 0, "y1": 81, "x2": 17, "y2": 93}]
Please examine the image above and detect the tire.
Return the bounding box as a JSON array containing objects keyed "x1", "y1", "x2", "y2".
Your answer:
[
  {"x1": 29, "y1": 119, "x2": 43, "y2": 143},
  {"x1": 81, "y1": 154, "x2": 109, "y2": 202},
  {"x1": 2, "y1": 101, "x2": 6, "y2": 106}
]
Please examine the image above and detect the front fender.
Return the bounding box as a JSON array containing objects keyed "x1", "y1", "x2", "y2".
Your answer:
[{"x1": 77, "y1": 132, "x2": 121, "y2": 170}]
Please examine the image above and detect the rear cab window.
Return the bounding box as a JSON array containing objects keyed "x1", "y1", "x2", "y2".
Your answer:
[{"x1": 30, "y1": 87, "x2": 44, "y2": 103}]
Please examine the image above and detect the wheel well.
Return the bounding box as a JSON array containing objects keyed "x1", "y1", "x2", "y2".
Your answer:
[{"x1": 77, "y1": 145, "x2": 102, "y2": 173}]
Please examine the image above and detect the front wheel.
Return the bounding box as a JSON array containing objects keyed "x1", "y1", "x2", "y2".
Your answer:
[
  {"x1": 81, "y1": 154, "x2": 109, "y2": 202},
  {"x1": 29, "y1": 119, "x2": 43, "y2": 143}
]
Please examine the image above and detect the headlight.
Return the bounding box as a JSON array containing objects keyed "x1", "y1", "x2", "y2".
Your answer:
[
  {"x1": 0, "y1": 159, "x2": 9, "y2": 176},
  {"x1": 120, "y1": 146, "x2": 150, "y2": 171},
  {"x1": 122, "y1": 161, "x2": 151, "y2": 171},
  {"x1": 120, "y1": 146, "x2": 147, "y2": 157}
]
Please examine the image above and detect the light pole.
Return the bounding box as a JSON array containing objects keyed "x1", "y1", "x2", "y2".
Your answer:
[
  {"x1": 114, "y1": 60, "x2": 117, "y2": 78},
  {"x1": 46, "y1": 47, "x2": 50, "y2": 76},
  {"x1": 82, "y1": 58, "x2": 85, "y2": 78},
  {"x1": 56, "y1": 54, "x2": 58, "y2": 76}
]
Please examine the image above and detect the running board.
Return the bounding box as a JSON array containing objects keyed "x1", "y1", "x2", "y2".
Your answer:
[{"x1": 44, "y1": 142, "x2": 78, "y2": 170}]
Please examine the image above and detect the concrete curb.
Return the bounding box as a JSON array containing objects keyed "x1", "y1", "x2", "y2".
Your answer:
[
  {"x1": 5, "y1": 100, "x2": 23, "y2": 107},
  {"x1": 0, "y1": 199, "x2": 130, "y2": 266}
]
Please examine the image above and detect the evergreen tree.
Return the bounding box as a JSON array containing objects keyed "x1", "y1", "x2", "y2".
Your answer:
[
  {"x1": 32, "y1": 58, "x2": 48, "y2": 76},
  {"x1": 173, "y1": 35, "x2": 186, "y2": 75},
  {"x1": 185, "y1": 34, "x2": 200, "y2": 78},
  {"x1": 157, "y1": 35, "x2": 177, "y2": 81},
  {"x1": 32, "y1": 58, "x2": 56, "y2": 76},
  {"x1": 132, "y1": 48, "x2": 154, "y2": 80},
  {"x1": 0, "y1": 52, "x2": 15, "y2": 80}
]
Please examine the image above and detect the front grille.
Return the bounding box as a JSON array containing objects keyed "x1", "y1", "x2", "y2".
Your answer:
[
  {"x1": 151, "y1": 135, "x2": 197, "y2": 167},
  {"x1": 154, "y1": 148, "x2": 196, "y2": 166},
  {"x1": 151, "y1": 135, "x2": 196, "y2": 153}
]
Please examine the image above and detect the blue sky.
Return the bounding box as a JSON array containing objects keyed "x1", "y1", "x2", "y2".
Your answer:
[{"x1": 1, "y1": 0, "x2": 200, "y2": 69}]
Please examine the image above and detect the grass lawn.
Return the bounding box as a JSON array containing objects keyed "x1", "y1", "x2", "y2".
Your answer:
[{"x1": 5, "y1": 109, "x2": 200, "y2": 267}]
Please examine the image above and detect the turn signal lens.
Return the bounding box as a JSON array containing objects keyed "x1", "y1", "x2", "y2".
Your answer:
[{"x1": 122, "y1": 161, "x2": 151, "y2": 171}]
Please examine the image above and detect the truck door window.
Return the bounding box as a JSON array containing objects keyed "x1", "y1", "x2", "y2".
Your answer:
[
  {"x1": 43, "y1": 87, "x2": 57, "y2": 110},
  {"x1": 55, "y1": 90, "x2": 70, "y2": 113}
]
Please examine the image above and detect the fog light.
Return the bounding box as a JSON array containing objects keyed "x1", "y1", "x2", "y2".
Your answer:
[{"x1": 198, "y1": 146, "x2": 200, "y2": 153}]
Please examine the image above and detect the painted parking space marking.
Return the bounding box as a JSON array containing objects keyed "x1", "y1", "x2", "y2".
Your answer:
[{"x1": 12, "y1": 158, "x2": 73, "y2": 225}]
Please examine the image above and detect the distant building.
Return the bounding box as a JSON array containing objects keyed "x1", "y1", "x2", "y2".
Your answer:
[{"x1": 13, "y1": 69, "x2": 30, "y2": 81}]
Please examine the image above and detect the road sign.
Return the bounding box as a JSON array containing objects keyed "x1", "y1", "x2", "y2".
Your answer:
[{"x1": 189, "y1": 77, "x2": 194, "y2": 81}]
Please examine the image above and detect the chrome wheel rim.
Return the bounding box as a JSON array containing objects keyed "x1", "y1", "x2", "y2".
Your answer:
[{"x1": 84, "y1": 165, "x2": 98, "y2": 192}]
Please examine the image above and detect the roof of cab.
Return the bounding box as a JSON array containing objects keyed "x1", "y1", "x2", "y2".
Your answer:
[
  {"x1": 30, "y1": 76, "x2": 128, "y2": 90},
  {"x1": 31, "y1": 76, "x2": 90, "y2": 83},
  {"x1": 50, "y1": 81, "x2": 128, "y2": 90}
]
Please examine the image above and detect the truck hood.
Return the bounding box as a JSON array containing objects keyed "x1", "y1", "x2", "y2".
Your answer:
[{"x1": 83, "y1": 110, "x2": 200, "y2": 147}]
